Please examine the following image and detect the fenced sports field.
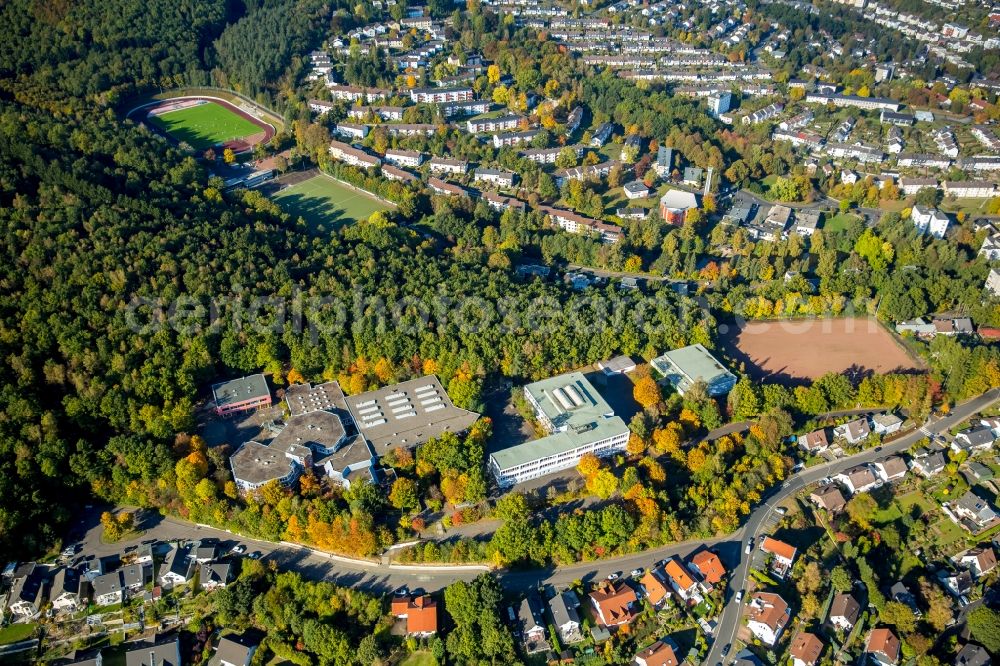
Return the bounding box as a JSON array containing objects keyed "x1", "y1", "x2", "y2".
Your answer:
[
  {"x1": 141, "y1": 97, "x2": 273, "y2": 152},
  {"x1": 271, "y1": 173, "x2": 393, "y2": 228}
]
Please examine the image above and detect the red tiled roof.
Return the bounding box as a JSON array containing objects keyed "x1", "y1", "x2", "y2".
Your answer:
[
  {"x1": 690, "y1": 551, "x2": 726, "y2": 584},
  {"x1": 790, "y1": 632, "x2": 824, "y2": 665},
  {"x1": 636, "y1": 641, "x2": 679, "y2": 666},
  {"x1": 760, "y1": 537, "x2": 797, "y2": 561}
]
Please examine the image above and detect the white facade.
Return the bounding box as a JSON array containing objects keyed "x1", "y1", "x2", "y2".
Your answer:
[{"x1": 911, "y1": 206, "x2": 950, "y2": 239}]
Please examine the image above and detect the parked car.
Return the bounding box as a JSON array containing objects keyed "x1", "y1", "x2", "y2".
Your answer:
[
  {"x1": 722, "y1": 643, "x2": 732, "y2": 657},
  {"x1": 607, "y1": 572, "x2": 620, "y2": 581},
  {"x1": 630, "y1": 568, "x2": 644, "y2": 578},
  {"x1": 775, "y1": 506, "x2": 787, "y2": 515},
  {"x1": 735, "y1": 590, "x2": 744, "y2": 604},
  {"x1": 230, "y1": 544, "x2": 246, "y2": 554},
  {"x1": 745, "y1": 538, "x2": 753, "y2": 554}
]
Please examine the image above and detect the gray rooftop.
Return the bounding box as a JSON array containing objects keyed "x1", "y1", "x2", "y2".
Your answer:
[
  {"x1": 125, "y1": 639, "x2": 182, "y2": 666},
  {"x1": 212, "y1": 374, "x2": 270, "y2": 409},
  {"x1": 230, "y1": 441, "x2": 298, "y2": 486},
  {"x1": 285, "y1": 381, "x2": 349, "y2": 417},
  {"x1": 271, "y1": 409, "x2": 346, "y2": 454},
  {"x1": 315, "y1": 435, "x2": 376, "y2": 472},
  {"x1": 490, "y1": 372, "x2": 629, "y2": 471},
  {"x1": 344, "y1": 375, "x2": 480, "y2": 456},
  {"x1": 651, "y1": 344, "x2": 736, "y2": 394}
]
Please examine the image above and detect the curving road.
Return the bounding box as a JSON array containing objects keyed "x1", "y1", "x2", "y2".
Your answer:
[
  {"x1": 67, "y1": 390, "x2": 1000, "y2": 651},
  {"x1": 702, "y1": 387, "x2": 1000, "y2": 666}
]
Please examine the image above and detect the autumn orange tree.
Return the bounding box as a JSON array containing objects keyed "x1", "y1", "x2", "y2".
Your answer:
[{"x1": 633, "y1": 375, "x2": 662, "y2": 409}]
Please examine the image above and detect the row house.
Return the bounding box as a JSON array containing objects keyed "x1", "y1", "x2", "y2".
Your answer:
[
  {"x1": 898, "y1": 153, "x2": 952, "y2": 169},
  {"x1": 482, "y1": 192, "x2": 526, "y2": 212},
  {"x1": 328, "y1": 85, "x2": 390, "y2": 103},
  {"x1": 826, "y1": 143, "x2": 885, "y2": 164},
  {"x1": 381, "y1": 164, "x2": 418, "y2": 184},
  {"x1": 539, "y1": 206, "x2": 623, "y2": 243},
  {"x1": 347, "y1": 106, "x2": 405, "y2": 121},
  {"x1": 384, "y1": 149, "x2": 423, "y2": 168},
  {"x1": 805, "y1": 93, "x2": 901, "y2": 112},
  {"x1": 944, "y1": 181, "x2": 997, "y2": 198},
  {"x1": 439, "y1": 100, "x2": 492, "y2": 117},
  {"x1": 554, "y1": 159, "x2": 618, "y2": 187},
  {"x1": 467, "y1": 114, "x2": 523, "y2": 133},
  {"x1": 899, "y1": 177, "x2": 938, "y2": 196},
  {"x1": 328, "y1": 140, "x2": 381, "y2": 168},
  {"x1": 960, "y1": 156, "x2": 1000, "y2": 171},
  {"x1": 473, "y1": 168, "x2": 516, "y2": 188},
  {"x1": 521, "y1": 145, "x2": 582, "y2": 164},
  {"x1": 493, "y1": 129, "x2": 540, "y2": 148},
  {"x1": 409, "y1": 86, "x2": 473, "y2": 104},
  {"x1": 385, "y1": 123, "x2": 437, "y2": 136},
  {"x1": 742, "y1": 102, "x2": 784, "y2": 125},
  {"x1": 428, "y1": 157, "x2": 468, "y2": 175},
  {"x1": 428, "y1": 177, "x2": 470, "y2": 198}
]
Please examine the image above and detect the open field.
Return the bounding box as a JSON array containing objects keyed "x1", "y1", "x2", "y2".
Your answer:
[
  {"x1": 721, "y1": 317, "x2": 922, "y2": 384},
  {"x1": 272, "y1": 174, "x2": 392, "y2": 228},
  {"x1": 400, "y1": 653, "x2": 438, "y2": 666},
  {"x1": 143, "y1": 98, "x2": 270, "y2": 152}
]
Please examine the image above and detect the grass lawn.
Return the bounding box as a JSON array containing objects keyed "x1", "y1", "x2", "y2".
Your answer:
[
  {"x1": 0, "y1": 623, "x2": 37, "y2": 645},
  {"x1": 940, "y1": 197, "x2": 993, "y2": 219},
  {"x1": 877, "y1": 199, "x2": 908, "y2": 213},
  {"x1": 873, "y1": 503, "x2": 903, "y2": 524},
  {"x1": 147, "y1": 101, "x2": 262, "y2": 151},
  {"x1": 896, "y1": 490, "x2": 936, "y2": 517},
  {"x1": 825, "y1": 213, "x2": 862, "y2": 233},
  {"x1": 272, "y1": 174, "x2": 392, "y2": 228},
  {"x1": 930, "y1": 516, "x2": 967, "y2": 550},
  {"x1": 400, "y1": 652, "x2": 438, "y2": 666}
]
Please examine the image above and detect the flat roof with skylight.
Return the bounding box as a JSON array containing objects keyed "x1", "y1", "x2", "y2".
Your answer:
[
  {"x1": 650, "y1": 344, "x2": 737, "y2": 396},
  {"x1": 344, "y1": 375, "x2": 480, "y2": 455}
]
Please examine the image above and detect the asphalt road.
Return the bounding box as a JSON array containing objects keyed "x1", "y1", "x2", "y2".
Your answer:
[
  {"x1": 65, "y1": 389, "x2": 1000, "y2": 654},
  {"x1": 703, "y1": 387, "x2": 1000, "y2": 666}
]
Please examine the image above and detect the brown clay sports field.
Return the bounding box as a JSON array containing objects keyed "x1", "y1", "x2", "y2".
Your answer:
[{"x1": 721, "y1": 317, "x2": 924, "y2": 384}]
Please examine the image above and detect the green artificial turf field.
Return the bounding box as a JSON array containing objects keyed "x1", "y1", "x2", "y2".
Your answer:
[
  {"x1": 147, "y1": 101, "x2": 262, "y2": 150},
  {"x1": 272, "y1": 175, "x2": 392, "y2": 227}
]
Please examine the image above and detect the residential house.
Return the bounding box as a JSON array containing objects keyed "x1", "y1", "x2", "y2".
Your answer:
[
  {"x1": 515, "y1": 595, "x2": 549, "y2": 654},
  {"x1": 6, "y1": 563, "x2": 45, "y2": 618},
  {"x1": 865, "y1": 628, "x2": 901, "y2": 666},
  {"x1": 955, "y1": 644, "x2": 992, "y2": 666},
  {"x1": 828, "y1": 592, "x2": 861, "y2": 632},
  {"x1": 938, "y1": 568, "x2": 974, "y2": 600},
  {"x1": 201, "y1": 563, "x2": 232, "y2": 591},
  {"x1": 890, "y1": 582, "x2": 921, "y2": 616},
  {"x1": 810, "y1": 485, "x2": 847, "y2": 513},
  {"x1": 871, "y1": 414, "x2": 902, "y2": 435},
  {"x1": 953, "y1": 492, "x2": 1000, "y2": 531},
  {"x1": 640, "y1": 567, "x2": 671, "y2": 607},
  {"x1": 624, "y1": 181, "x2": 651, "y2": 199},
  {"x1": 391, "y1": 595, "x2": 439, "y2": 636},
  {"x1": 689, "y1": 550, "x2": 726, "y2": 585},
  {"x1": 193, "y1": 542, "x2": 218, "y2": 564},
  {"x1": 590, "y1": 122, "x2": 615, "y2": 147},
  {"x1": 873, "y1": 456, "x2": 908, "y2": 483},
  {"x1": 209, "y1": 634, "x2": 260, "y2": 666},
  {"x1": 92, "y1": 571, "x2": 125, "y2": 606},
  {"x1": 795, "y1": 209, "x2": 822, "y2": 236},
  {"x1": 833, "y1": 418, "x2": 870, "y2": 445},
  {"x1": 798, "y1": 429, "x2": 829, "y2": 454},
  {"x1": 548, "y1": 591, "x2": 583, "y2": 644},
  {"x1": 158, "y1": 545, "x2": 194, "y2": 588},
  {"x1": 663, "y1": 557, "x2": 701, "y2": 603},
  {"x1": 911, "y1": 448, "x2": 947, "y2": 477},
  {"x1": 759, "y1": 537, "x2": 796, "y2": 578},
  {"x1": 899, "y1": 177, "x2": 938, "y2": 197},
  {"x1": 428, "y1": 157, "x2": 468, "y2": 175},
  {"x1": 911, "y1": 205, "x2": 950, "y2": 239},
  {"x1": 960, "y1": 546, "x2": 997, "y2": 578},
  {"x1": 49, "y1": 567, "x2": 83, "y2": 612},
  {"x1": 121, "y1": 564, "x2": 147, "y2": 595},
  {"x1": 428, "y1": 178, "x2": 470, "y2": 198},
  {"x1": 473, "y1": 168, "x2": 516, "y2": 188},
  {"x1": 384, "y1": 149, "x2": 423, "y2": 168},
  {"x1": 125, "y1": 638, "x2": 182, "y2": 666},
  {"x1": 790, "y1": 632, "x2": 824, "y2": 666},
  {"x1": 635, "y1": 641, "x2": 680, "y2": 666},
  {"x1": 746, "y1": 592, "x2": 790, "y2": 646},
  {"x1": 589, "y1": 580, "x2": 637, "y2": 627},
  {"x1": 835, "y1": 464, "x2": 881, "y2": 495},
  {"x1": 951, "y1": 426, "x2": 994, "y2": 455}
]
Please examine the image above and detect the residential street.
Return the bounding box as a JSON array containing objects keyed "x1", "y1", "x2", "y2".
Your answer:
[
  {"x1": 703, "y1": 387, "x2": 1000, "y2": 666},
  {"x1": 64, "y1": 388, "x2": 1000, "y2": 659}
]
